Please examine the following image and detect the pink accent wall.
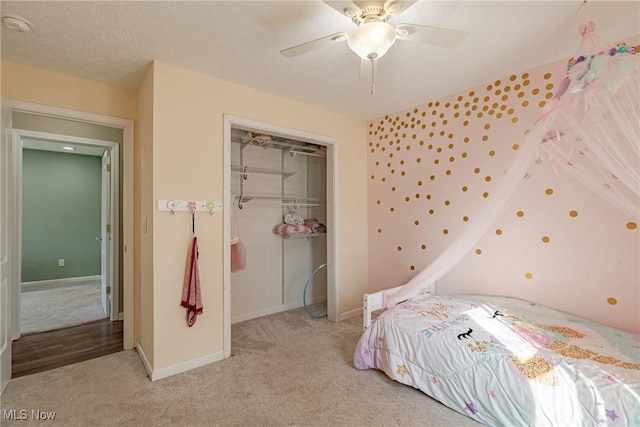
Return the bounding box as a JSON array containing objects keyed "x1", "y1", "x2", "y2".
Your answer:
[{"x1": 367, "y1": 37, "x2": 640, "y2": 332}]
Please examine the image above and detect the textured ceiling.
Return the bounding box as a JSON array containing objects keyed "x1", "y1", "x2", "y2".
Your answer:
[{"x1": 1, "y1": 1, "x2": 639, "y2": 120}]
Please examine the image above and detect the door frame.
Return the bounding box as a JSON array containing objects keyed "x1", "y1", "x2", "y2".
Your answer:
[
  {"x1": 3, "y1": 99, "x2": 134, "y2": 350},
  {"x1": 222, "y1": 115, "x2": 339, "y2": 358},
  {"x1": 16, "y1": 129, "x2": 120, "y2": 326}
]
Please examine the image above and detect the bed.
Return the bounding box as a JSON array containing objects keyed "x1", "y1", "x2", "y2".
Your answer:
[{"x1": 354, "y1": 291, "x2": 640, "y2": 426}]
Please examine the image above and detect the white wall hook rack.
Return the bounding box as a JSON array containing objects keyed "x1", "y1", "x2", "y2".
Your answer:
[{"x1": 157, "y1": 199, "x2": 223, "y2": 215}]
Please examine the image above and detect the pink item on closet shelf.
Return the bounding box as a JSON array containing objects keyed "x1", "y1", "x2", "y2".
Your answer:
[
  {"x1": 273, "y1": 223, "x2": 313, "y2": 237},
  {"x1": 230, "y1": 199, "x2": 247, "y2": 271},
  {"x1": 181, "y1": 236, "x2": 203, "y2": 327}
]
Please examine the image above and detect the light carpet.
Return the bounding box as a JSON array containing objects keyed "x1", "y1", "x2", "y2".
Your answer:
[
  {"x1": 2, "y1": 306, "x2": 483, "y2": 427},
  {"x1": 21, "y1": 280, "x2": 107, "y2": 334}
]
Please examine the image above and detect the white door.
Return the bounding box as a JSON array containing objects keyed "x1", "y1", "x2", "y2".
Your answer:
[
  {"x1": 100, "y1": 150, "x2": 111, "y2": 317},
  {"x1": 1, "y1": 107, "x2": 12, "y2": 394}
]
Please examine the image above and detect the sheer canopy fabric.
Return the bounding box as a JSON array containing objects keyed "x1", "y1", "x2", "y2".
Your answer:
[{"x1": 383, "y1": 23, "x2": 639, "y2": 309}]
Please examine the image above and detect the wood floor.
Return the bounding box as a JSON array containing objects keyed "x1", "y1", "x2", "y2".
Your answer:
[{"x1": 12, "y1": 319, "x2": 123, "y2": 378}]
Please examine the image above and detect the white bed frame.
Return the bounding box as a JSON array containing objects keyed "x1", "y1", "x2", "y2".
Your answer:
[{"x1": 362, "y1": 282, "x2": 435, "y2": 330}]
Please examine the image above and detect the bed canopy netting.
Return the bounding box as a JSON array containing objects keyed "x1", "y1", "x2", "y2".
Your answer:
[{"x1": 383, "y1": 21, "x2": 639, "y2": 309}]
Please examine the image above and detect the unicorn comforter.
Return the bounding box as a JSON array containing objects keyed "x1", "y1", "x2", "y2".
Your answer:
[{"x1": 354, "y1": 294, "x2": 640, "y2": 426}]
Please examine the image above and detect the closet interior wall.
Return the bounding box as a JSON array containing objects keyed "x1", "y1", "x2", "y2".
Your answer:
[{"x1": 230, "y1": 129, "x2": 327, "y2": 324}]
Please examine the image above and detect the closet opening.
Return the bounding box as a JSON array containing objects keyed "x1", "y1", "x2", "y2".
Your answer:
[{"x1": 223, "y1": 116, "x2": 338, "y2": 358}]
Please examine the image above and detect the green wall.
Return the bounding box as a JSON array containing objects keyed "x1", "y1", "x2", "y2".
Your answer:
[{"x1": 22, "y1": 149, "x2": 102, "y2": 282}]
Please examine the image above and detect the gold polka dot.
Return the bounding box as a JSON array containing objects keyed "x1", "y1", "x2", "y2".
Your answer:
[
  {"x1": 416, "y1": 158, "x2": 422, "y2": 163},
  {"x1": 434, "y1": 159, "x2": 440, "y2": 165},
  {"x1": 627, "y1": 222, "x2": 637, "y2": 230},
  {"x1": 482, "y1": 192, "x2": 489, "y2": 198},
  {"x1": 542, "y1": 236, "x2": 550, "y2": 243},
  {"x1": 376, "y1": 200, "x2": 381, "y2": 205},
  {"x1": 417, "y1": 181, "x2": 422, "y2": 186},
  {"x1": 390, "y1": 207, "x2": 394, "y2": 212},
  {"x1": 517, "y1": 211, "x2": 524, "y2": 217},
  {"x1": 511, "y1": 117, "x2": 519, "y2": 123},
  {"x1": 391, "y1": 186, "x2": 396, "y2": 192},
  {"x1": 489, "y1": 150, "x2": 495, "y2": 157},
  {"x1": 410, "y1": 265, "x2": 415, "y2": 271},
  {"x1": 405, "y1": 197, "x2": 410, "y2": 202},
  {"x1": 397, "y1": 246, "x2": 402, "y2": 251},
  {"x1": 607, "y1": 297, "x2": 617, "y2": 305},
  {"x1": 474, "y1": 168, "x2": 480, "y2": 174},
  {"x1": 462, "y1": 186, "x2": 468, "y2": 192},
  {"x1": 543, "y1": 72, "x2": 552, "y2": 80},
  {"x1": 485, "y1": 176, "x2": 492, "y2": 182},
  {"x1": 421, "y1": 244, "x2": 427, "y2": 250},
  {"x1": 495, "y1": 229, "x2": 502, "y2": 235},
  {"x1": 444, "y1": 200, "x2": 451, "y2": 206},
  {"x1": 569, "y1": 210, "x2": 579, "y2": 217},
  {"x1": 463, "y1": 216, "x2": 469, "y2": 222},
  {"x1": 377, "y1": 228, "x2": 382, "y2": 234},
  {"x1": 475, "y1": 249, "x2": 482, "y2": 255},
  {"x1": 545, "y1": 188, "x2": 554, "y2": 195},
  {"x1": 461, "y1": 152, "x2": 468, "y2": 158},
  {"x1": 512, "y1": 144, "x2": 520, "y2": 150},
  {"x1": 525, "y1": 272, "x2": 533, "y2": 279},
  {"x1": 443, "y1": 229, "x2": 449, "y2": 235},
  {"x1": 429, "y1": 209, "x2": 434, "y2": 215},
  {"x1": 414, "y1": 220, "x2": 420, "y2": 226}
]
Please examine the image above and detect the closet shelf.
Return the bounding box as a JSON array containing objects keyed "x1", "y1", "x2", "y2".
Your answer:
[
  {"x1": 231, "y1": 165, "x2": 296, "y2": 179},
  {"x1": 231, "y1": 135, "x2": 326, "y2": 158},
  {"x1": 237, "y1": 195, "x2": 325, "y2": 208},
  {"x1": 286, "y1": 233, "x2": 326, "y2": 239}
]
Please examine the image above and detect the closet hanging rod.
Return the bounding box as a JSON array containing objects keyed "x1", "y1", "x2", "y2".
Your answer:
[
  {"x1": 288, "y1": 149, "x2": 326, "y2": 158},
  {"x1": 231, "y1": 165, "x2": 296, "y2": 179}
]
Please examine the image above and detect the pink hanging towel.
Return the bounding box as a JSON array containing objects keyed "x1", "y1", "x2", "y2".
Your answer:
[{"x1": 181, "y1": 236, "x2": 203, "y2": 327}]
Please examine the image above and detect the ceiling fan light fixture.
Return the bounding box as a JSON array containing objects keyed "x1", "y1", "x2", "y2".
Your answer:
[{"x1": 348, "y1": 21, "x2": 397, "y2": 60}]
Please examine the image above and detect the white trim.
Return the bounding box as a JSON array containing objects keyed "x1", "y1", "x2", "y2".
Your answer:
[
  {"x1": 223, "y1": 115, "x2": 339, "y2": 360},
  {"x1": 136, "y1": 341, "x2": 224, "y2": 382},
  {"x1": 3, "y1": 99, "x2": 135, "y2": 350},
  {"x1": 21, "y1": 275, "x2": 101, "y2": 286},
  {"x1": 21, "y1": 275, "x2": 100, "y2": 291},
  {"x1": 118, "y1": 312, "x2": 124, "y2": 321},
  {"x1": 135, "y1": 341, "x2": 153, "y2": 379},
  {"x1": 232, "y1": 297, "x2": 327, "y2": 324}
]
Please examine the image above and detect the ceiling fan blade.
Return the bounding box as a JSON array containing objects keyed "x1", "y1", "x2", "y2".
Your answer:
[
  {"x1": 322, "y1": 0, "x2": 362, "y2": 20},
  {"x1": 396, "y1": 23, "x2": 467, "y2": 49},
  {"x1": 383, "y1": 0, "x2": 417, "y2": 16},
  {"x1": 280, "y1": 32, "x2": 349, "y2": 57}
]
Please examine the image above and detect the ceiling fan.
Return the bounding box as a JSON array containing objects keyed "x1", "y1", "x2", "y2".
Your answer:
[{"x1": 280, "y1": 0, "x2": 467, "y2": 92}]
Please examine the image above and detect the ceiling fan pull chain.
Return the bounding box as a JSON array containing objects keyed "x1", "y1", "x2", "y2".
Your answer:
[{"x1": 370, "y1": 57, "x2": 376, "y2": 95}]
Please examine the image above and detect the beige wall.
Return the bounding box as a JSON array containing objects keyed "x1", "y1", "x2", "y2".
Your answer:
[
  {"x1": 1, "y1": 62, "x2": 137, "y2": 120},
  {"x1": 149, "y1": 61, "x2": 367, "y2": 370},
  {"x1": 2, "y1": 59, "x2": 368, "y2": 373}
]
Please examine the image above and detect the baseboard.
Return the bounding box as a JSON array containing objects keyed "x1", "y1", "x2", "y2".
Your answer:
[
  {"x1": 135, "y1": 340, "x2": 225, "y2": 382},
  {"x1": 232, "y1": 296, "x2": 327, "y2": 324},
  {"x1": 21, "y1": 275, "x2": 101, "y2": 291},
  {"x1": 339, "y1": 307, "x2": 361, "y2": 322},
  {"x1": 135, "y1": 341, "x2": 153, "y2": 379}
]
